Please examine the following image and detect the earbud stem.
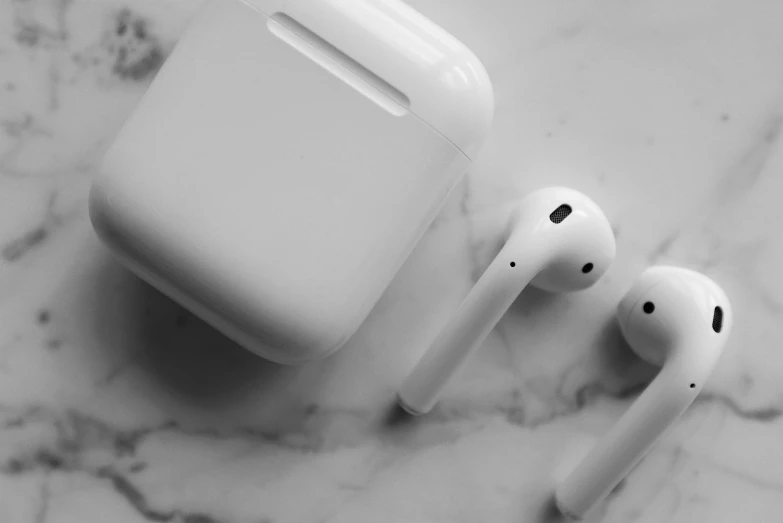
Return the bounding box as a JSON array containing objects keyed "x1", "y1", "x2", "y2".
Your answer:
[
  {"x1": 555, "y1": 346, "x2": 708, "y2": 519},
  {"x1": 398, "y1": 240, "x2": 542, "y2": 415}
]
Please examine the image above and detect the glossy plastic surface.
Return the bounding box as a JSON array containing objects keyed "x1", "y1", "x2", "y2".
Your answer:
[
  {"x1": 555, "y1": 267, "x2": 732, "y2": 520},
  {"x1": 90, "y1": 0, "x2": 493, "y2": 363},
  {"x1": 249, "y1": 0, "x2": 494, "y2": 158},
  {"x1": 398, "y1": 188, "x2": 616, "y2": 414}
]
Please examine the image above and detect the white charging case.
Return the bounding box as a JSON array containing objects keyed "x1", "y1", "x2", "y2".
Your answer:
[{"x1": 89, "y1": 0, "x2": 494, "y2": 363}]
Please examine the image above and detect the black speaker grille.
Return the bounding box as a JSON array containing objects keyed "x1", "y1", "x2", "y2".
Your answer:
[
  {"x1": 712, "y1": 306, "x2": 723, "y2": 333},
  {"x1": 549, "y1": 204, "x2": 572, "y2": 224}
]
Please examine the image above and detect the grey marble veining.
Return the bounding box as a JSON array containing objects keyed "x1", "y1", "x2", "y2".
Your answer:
[{"x1": 1, "y1": 0, "x2": 783, "y2": 521}]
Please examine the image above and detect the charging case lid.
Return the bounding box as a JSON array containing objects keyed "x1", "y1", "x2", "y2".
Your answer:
[{"x1": 251, "y1": 0, "x2": 494, "y2": 159}]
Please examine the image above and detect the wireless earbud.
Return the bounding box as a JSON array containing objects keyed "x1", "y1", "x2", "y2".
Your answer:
[
  {"x1": 555, "y1": 266, "x2": 732, "y2": 520},
  {"x1": 397, "y1": 187, "x2": 616, "y2": 415}
]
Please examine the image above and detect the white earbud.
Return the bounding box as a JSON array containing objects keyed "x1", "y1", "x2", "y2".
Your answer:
[
  {"x1": 398, "y1": 187, "x2": 616, "y2": 415},
  {"x1": 555, "y1": 266, "x2": 732, "y2": 520}
]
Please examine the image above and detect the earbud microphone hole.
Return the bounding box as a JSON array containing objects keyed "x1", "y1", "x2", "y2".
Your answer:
[
  {"x1": 582, "y1": 263, "x2": 594, "y2": 273},
  {"x1": 690, "y1": 383, "x2": 695, "y2": 388},
  {"x1": 510, "y1": 261, "x2": 516, "y2": 267},
  {"x1": 643, "y1": 301, "x2": 655, "y2": 314}
]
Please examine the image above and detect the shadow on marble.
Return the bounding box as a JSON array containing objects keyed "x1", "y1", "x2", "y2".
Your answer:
[
  {"x1": 85, "y1": 251, "x2": 301, "y2": 408},
  {"x1": 133, "y1": 281, "x2": 287, "y2": 403},
  {"x1": 505, "y1": 284, "x2": 567, "y2": 321},
  {"x1": 538, "y1": 495, "x2": 572, "y2": 523}
]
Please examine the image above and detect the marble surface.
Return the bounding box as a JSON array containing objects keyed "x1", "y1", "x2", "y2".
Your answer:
[{"x1": 1, "y1": 0, "x2": 783, "y2": 521}]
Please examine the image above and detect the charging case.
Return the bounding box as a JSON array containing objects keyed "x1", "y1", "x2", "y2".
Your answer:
[{"x1": 89, "y1": 0, "x2": 494, "y2": 364}]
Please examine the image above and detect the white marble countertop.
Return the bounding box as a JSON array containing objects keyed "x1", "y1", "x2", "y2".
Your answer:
[{"x1": 2, "y1": 0, "x2": 783, "y2": 521}]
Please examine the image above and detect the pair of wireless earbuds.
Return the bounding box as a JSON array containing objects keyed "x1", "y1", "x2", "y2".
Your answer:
[{"x1": 397, "y1": 186, "x2": 732, "y2": 520}]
